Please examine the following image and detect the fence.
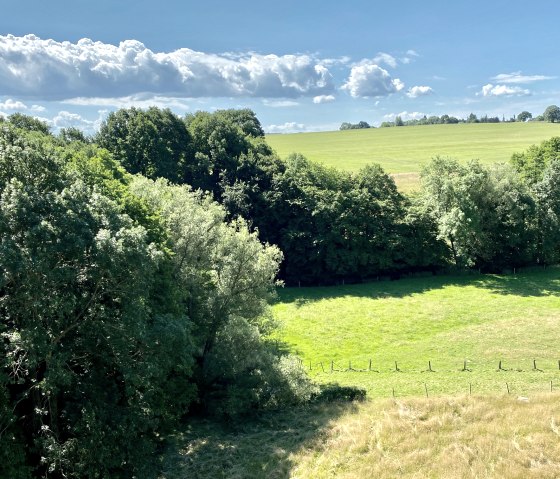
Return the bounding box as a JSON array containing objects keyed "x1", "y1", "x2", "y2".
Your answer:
[{"x1": 292, "y1": 357, "x2": 560, "y2": 398}]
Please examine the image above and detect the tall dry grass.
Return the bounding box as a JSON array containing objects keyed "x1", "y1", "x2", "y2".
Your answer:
[{"x1": 292, "y1": 394, "x2": 560, "y2": 479}]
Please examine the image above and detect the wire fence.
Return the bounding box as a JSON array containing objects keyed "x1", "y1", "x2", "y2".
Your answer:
[
  {"x1": 295, "y1": 358, "x2": 560, "y2": 374},
  {"x1": 290, "y1": 357, "x2": 560, "y2": 398}
]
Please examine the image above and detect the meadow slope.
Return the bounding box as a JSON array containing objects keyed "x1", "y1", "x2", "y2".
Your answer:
[
  {"x1": 266, "y1": 122, "x2": 560, "y2": 190},
  {"x1": 163, "y1": 268, "x2": 560, "y2": 478},
  {"x1": 272, "y1": 267, "x2": 560, "y2": 398}
]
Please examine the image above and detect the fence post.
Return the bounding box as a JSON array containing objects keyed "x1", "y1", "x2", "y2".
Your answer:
[
  {"x1": 506, "y1": 382, "x2": 510, "y2": 394},
  {"x1": 424, "y1": 383, "x2": 429, "y2": 398}
]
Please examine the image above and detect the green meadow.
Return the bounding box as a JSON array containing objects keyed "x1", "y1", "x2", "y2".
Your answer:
[
  {"x1": 165, "y1": 268, "x2": 560, "y2": 478},
  {"x1": 272, "y1": 267, "x2": 560, "y2": 398},
  {"x1": 266, "y1": 122, "x2": 560, "y2": 179}
]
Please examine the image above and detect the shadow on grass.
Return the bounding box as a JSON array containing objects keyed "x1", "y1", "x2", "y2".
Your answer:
[
  {"x1": 160, "y1": 400, "x2": 358, "y2": 479},
  {"x1": 275, "y1": 266, "x2": 560, "y2": 307}
]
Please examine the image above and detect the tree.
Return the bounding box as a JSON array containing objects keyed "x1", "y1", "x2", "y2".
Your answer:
[
  {"x1": 532, "y1": 159, "x2": 560, "y2": 264},
  {"x1": 0, "y1": 124, "x2": 196, "y2": 477},
  {"x1": 97, "y1": 107, "x2": 192, "y2": 182},
  {"x1": 517, "y1": 111, "x2": 532, "y2": 122},
  {"x1": 420, "y1": 157, "x2": 535, "y2": 271},
  {"x1": 395, "y1": 116, "x2": 404, "y2": 126},
  {"x1": 543, "y1": 105, "x2": 560, "y2": 123},
  {"x1": 7, "y1": 112, "x2": 51, "y2": 135},
  {"x1": 511, "y1": 137, "x2": 560, "y2": 184},
  {"x1": 467, "y1": 113, "x2": 479, "y2": 123}
]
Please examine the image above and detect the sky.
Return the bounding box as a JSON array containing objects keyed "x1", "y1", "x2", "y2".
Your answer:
[{"x1": 0, "y1": 0, "x2": 559, "y2": 134}]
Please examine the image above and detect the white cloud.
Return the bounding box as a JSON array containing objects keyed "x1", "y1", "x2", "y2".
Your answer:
[
  {"x1": 343, "y1": 62, "x2": 404, "y2": 98},
  {"x1": 313, "y1": 94, "x2": 335, "y2": 104},
  {"x1": 63, "y1": 94, "x2": 192, "y2": 110},
  {"x1": 406, "y1": 50, "x2": 419, "y2": 57},
  {"x1": 372, "y1": 52, "x2": 398, "y2": 68},
  {"x1": 406, "y1": 85, "x2": 434, "y2": 98},
  {"x1": 0, "y1": 99, "x2": 28, "y2": 110},
  {"x1": 383, "y1": 111, "x2": 426, "y2": 121},
  {"x1": 480, "y1": 84, "x2": 531, "y2": 97},
  {"x1": 51, "y1": 110, "x2": 95, "y2": 129},
  {"x1": 490, "y1": 72, "x2": 555, "y2": 84},
  {"x1": 264, "y1": 122, "x2": 307, "y2": 134},
  {"x1": 30, "y1": 104, "x2": 45, "y2": 112},
  {"x1": 262, "y1": 99, "x2": 299, "y2": 108},
  {"x1": 0, "y1": 34, "x2": 334, "y2": 100}
]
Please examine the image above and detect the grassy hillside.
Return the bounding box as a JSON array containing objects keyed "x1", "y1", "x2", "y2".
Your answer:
[
  {"x1": 266, "y1": 122, "x2": 560, "y2": 190},
  {"x1": 272, "y1": 267, "x2": 560, "y2": 398}
]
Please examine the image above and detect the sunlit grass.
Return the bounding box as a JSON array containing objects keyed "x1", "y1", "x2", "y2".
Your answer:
[
  {"x1": 164, "y1": 395, "x2": 560, "y2": 478},
  {"x1": 266, "y1": 123, "x2": 560, "y2": 185},
  {"x1": 272, "y1": 267, "x2": 560, "y2": 398}
]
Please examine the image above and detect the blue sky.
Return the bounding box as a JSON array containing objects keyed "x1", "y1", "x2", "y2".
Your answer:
[{"x1": 1, "y1": 0, "x2": 558, "y2": 133}]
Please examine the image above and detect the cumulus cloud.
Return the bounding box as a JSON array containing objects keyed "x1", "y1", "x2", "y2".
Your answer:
[
  {"x1": 0, "y1": 98, "x2": 28, "y2": 110},
  {"x1": 480, "y1": 84, "x2": 531, "y2": 97},
  {"x1": 372, "y1": 52, "x2": 398, "y2": 68},
  {"x1": 490, "y1": 72, "x2": 555, "y2": 84},
  {"x1": 342, "y1": 62, "x2": 404, "y2": 98},
  {"x1": 406, "y1": 86, "x2": 434, "y2": 98},
  {"x1": 313, "y1": 94, "x2": 335, "y2": 104},
  {"x1": 264, "y1": 122, "x2": 307, "y2": 134},
  {"x1": 383, "y1": 111, "x2": 426, "y2": 121},
  {"x1": 0, "y1": 34, "x2": 334, "y2": 100},
  {"x1": 51, "y1": 110, "x2": 95, "y2": 129}
]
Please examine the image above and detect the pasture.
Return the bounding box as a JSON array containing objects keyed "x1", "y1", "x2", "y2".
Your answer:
[
  {"x1": 163, "y1": 268, "x2": 560, "y2": 478},
  {"x1": 266, "y1": 122, "x2": 560, "y2": 191},
  {"x1": 272, "y1": 267, "x2": 560, "y2": 398}
]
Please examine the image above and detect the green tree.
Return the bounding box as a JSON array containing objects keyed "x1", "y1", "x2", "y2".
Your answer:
[
  {"x1": 543, "y1": 105, "x2": 560, "y2": 123},
  {"x1": 7, "y1": 112, "x2": 51, "y2": 135},
  {"x1": 420, "y1": 157, "x2": 534, "y2": 270},
  {"x1": 0, "y1": 125, "x2": 195, "y2": 477},
  {"x1": 511, "y1": 137, "x2": 560, "y2": 184},
  {"x1": 517, "y1": 111, "x2": 532, "y2": 122},
  {"x1": 97, "y1": 107, "x2": 192, "y2": 182}
]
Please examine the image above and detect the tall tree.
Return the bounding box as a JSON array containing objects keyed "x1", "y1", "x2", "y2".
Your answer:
[{"x1": 97, "y1": 107, "x2": 192, "y2": 182}]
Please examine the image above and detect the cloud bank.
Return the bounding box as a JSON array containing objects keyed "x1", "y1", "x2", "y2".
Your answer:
[{"x1": 0, "y1": 34, "x2": 334, "y2": 100}]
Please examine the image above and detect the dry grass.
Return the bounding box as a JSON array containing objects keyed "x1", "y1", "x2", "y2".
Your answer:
[
  {"x1": 163, "y1": 394, "x2": 560, "y2": 478},
  {"x1": 291, "y1": 394, "x2": 560, "y2": 479}
]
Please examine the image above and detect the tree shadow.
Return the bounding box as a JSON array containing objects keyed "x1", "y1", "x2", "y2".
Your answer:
[
  {"x1": 159, "y1": 400, "x2": 358, "y2": 479},
  {"x1": 470, "y1": 267, "x2": 560, "y2": 297},
  {"x1": 274, "y1": 266, "x2": 560, "y2": 307}
]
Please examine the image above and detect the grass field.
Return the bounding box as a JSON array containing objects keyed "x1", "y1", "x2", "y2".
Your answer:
[
  {"x1": 272, "y1": 267, "x2": 560, "y2": 398},
  {"x1": 164, "y1": 268, "x2": 560, "y2": 478},
  {"x1": 266, "y1": 122, "x2": 560, "y2": 191}
]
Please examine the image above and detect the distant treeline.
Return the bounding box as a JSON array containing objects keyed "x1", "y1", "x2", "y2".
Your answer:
[{"x1": 339, "y1": 105, "x2": 560, "y2": 130}]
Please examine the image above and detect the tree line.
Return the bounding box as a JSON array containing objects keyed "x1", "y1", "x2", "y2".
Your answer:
[
  {"x1": 338, "y1": 105, "x2": 560, "y2": 129},
  {"x1": 1, "y1": 108, "x2": 560, "y2": 477}
]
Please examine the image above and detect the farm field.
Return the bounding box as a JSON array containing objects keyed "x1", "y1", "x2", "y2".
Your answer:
[
  {"x1": 266, "y1": 122, "x2": 560, "y2": 190},
  {"x1": 272, "y1": 267, "x2": 560, "y2": 398}
]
